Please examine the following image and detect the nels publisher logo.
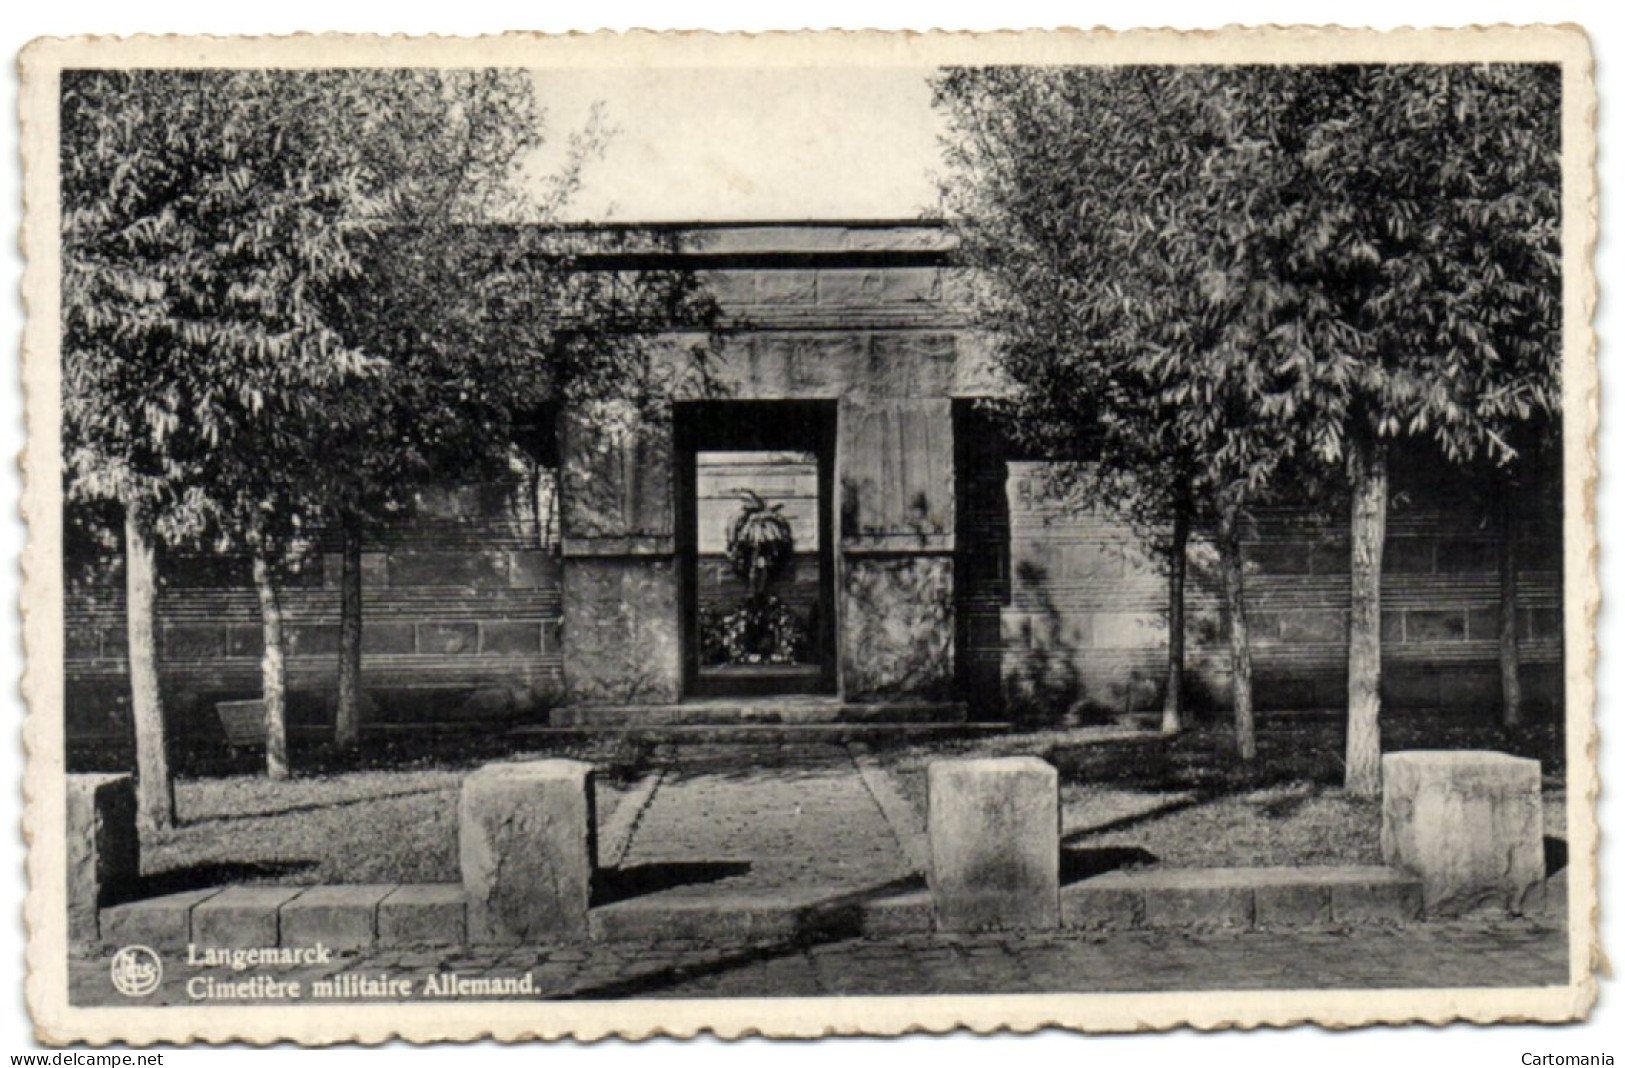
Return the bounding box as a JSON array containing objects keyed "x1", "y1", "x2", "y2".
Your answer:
[{"x1": 109, "y1": 945, "x2": 163, "y2": 998}]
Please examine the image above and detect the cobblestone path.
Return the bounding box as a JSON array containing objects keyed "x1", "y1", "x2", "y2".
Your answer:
[
  {"x1": 607, "y1": 743, "x2": 917, "y2": 897},
  {"x1": 70, "y1": 918, "x2": 1568, "y2": 1006}
]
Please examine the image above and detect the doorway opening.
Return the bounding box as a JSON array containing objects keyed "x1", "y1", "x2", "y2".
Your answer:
[{"x1": 676, "y1": 401, "x2": 837, "y2": 698}]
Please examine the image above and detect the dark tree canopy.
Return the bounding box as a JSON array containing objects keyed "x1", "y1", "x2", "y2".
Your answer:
[
  {"x1": 61, "y1": 67, "x2": 719, "y2": 779},
  {"x1": 62, "y1": 68, "x2": 716, "y2": 553},
  {"x1": 936, "y1": 63, "x2": 1562, "y2": 775},
  {"x1": 936, "y1": 63, "x2": 1560, "y2": 505}
]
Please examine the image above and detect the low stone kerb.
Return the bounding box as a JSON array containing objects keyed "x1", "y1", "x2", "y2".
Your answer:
[
  {"x1": 278, "y1": 884, "x2": 393, "y2": 951},
  {"x1": 378, "y1": 885, "x2": 467, "y2": 947},
  {"x1": 190, "y1": 886, "x2": 307, "y2": 950},
  {"x1": 1061, "y1": 866, "x2": 1423, "y2": 931},
  {"x1": 100, "y1": 888, "x2": 224, "y2": 950}
]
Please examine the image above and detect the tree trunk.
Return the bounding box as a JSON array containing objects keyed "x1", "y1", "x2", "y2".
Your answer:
[
  {"x1": 1216, "y1": 500, "x2": 1255, "y2": 761},
  {"x1": 335, "y1": 511, "x2": 363, "y2": 748},
  {"x1": 250, "y1": 547, "x2": 290, "y2": 781},
  {"x1": 124, "y1": 505, "x2": 174, "y2": 834},
  {"x1": 1345, "y1": 432, "x2": 1389, "y2": 797},
  {"x1": 1498, "y1": 476, "x2": 1524, "y2": 728},
  {"x1": 1161, "y1": 501, "x2": 1190, "y2": 735}
]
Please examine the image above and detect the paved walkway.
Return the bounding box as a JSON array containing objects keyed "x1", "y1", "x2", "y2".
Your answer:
[
  {"x1": 600, "y1": 743, "x2": 918, "y2": 900},
  {"x1": 71, "y1": 918, "x2": 1568, "y2": 1006}
]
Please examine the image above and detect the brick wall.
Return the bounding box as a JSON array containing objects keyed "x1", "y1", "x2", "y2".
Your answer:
[
  {"x1": 65, "y1": 469, "x2": 565, "y2": 743},
  {"x1": 958, "y1": 415, "x2": 1564, "y2": 719}
]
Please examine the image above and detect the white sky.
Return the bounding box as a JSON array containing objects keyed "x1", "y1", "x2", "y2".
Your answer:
[{"x1": 525, "y1": 68, "x2": 944, "y2": 221}]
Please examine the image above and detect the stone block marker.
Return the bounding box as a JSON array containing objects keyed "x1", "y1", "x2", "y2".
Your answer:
[
  {"x1": 67, "y1": 774, "x2": 140, "y2": 945},
  {"x1": 1381, "y1": 750, "x2": 1544, "y2": 917},
  {"x1": 460, "y1": 759, "x2": 597, "y2": 944},
  {"x1": 927, "y1": 757, "x2": 1059, "y2": 931}
]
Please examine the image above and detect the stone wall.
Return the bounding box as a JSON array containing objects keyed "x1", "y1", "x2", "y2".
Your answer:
[
  {"x1": 63, "y1": 222, "x2": 1567, "y2": 737},
  {"x1": 65, "y1": 471, "x2": 564, "y2": 747},
  {"x1": 957, "y1": 408, "x2": 1565, "y2": 718},
  {"x1": 559, "y1": 557, "x2": 681, "y2": 704},
  {"x1": 841, "y1": 555, "x2": 955, "y2": 700}
]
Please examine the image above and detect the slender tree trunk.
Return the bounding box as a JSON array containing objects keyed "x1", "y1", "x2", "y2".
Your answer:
[
  {"x1": 1345, "y1": 432, "x2": 1389, "y2": 797},
  {"x1": 1216, "y1": 500, "x2": 1255, "y2": 761},
  {"x1": 250, "y1": 545, "x2": 290, "y2": 781},
  {"x1": 1161, "y1": 501, "x2": 1190, "y2": 735},
  {"x1": 1498, "y1": 476, "x2": 1524, "y2": 728},
  {"x1": 335, "y1": 510, "x2": 363, "y2": 748},
  {"x1": 124, "y1": 504, "x2": 174, "y2": 834}
]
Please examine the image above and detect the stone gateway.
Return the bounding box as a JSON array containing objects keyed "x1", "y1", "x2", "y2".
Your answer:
[{"x1": 61, "y1": 222, "x2": 1565, "y2": 735}]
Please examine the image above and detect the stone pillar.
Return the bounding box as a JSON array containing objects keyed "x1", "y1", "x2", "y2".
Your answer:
[
  {"x1": 838, "y1": 396, "x2": 956, "y2": 700},
  {"x1": 928, "y1": 757, "x2": 1059, "y2": 931},
  {"x1": 1380, "y1": 750, "x2": 1544, "y2": 916},
  {"x1": 558, "y1": 403, "x2": 682, "y2": 705},
  {"x1": 559, "y1": 557, "x2": 680, "y2": 704},
  {"x1": 460, "y1": 760, "x2": 597, "y2": 943},
  {"x1": 67, "y1": 774, "x2": 140, "y2": 945}
]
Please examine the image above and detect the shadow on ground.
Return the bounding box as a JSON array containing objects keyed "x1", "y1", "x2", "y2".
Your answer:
[
  {"x1": 562, "y1": 873, "x2": 928, "y2": 1000},
  {"x1": 178, "y1": 784, "x2": 451, "y2": 828},
  {"x1": 1061, "y1": 845, "x2": 1158, "y2": 884},
  {"x1": 1545, "y1": 836, "x2": 1567, "y2": 876},
  {"x1": 593, "y1": 861, "x2": 754, "y2": 906},
  {"x1": 131, "y1": 860, "x2": 319, "y2": 899}
]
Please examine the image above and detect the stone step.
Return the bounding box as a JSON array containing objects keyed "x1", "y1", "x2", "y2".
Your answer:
[
  {"x1": 509, "y1": 722, "x2": 1008, "y2": 745},
  {"x1": 587, "y1": 887, "x2": 934, "y2": 944},
  {"x1": 1061, "y1": 865, "x2": 1423, "y2": 931},
  {"x1": 549, "y1": 698, "x2": 970, "y2": 727}
]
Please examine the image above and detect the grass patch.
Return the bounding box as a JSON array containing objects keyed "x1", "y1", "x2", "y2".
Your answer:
[
  {"x1": 139, "y1": 733, "x2": 660, "y2": 889},
  {"x1": 873, "y1": 715, "x2": 1566, "y2": 870},
  {"x1": 127, "y1": 712, "x2": 1568, "y2": 888}
]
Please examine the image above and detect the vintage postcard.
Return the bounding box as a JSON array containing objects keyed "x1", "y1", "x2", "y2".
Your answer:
[{"x1": 19, "y1": 26, "x2": 1598, "y2": 1044}]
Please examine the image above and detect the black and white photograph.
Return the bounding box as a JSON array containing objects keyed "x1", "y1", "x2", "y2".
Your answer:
[{"x1": 16, "y1": 25, "x2": 1598, "y2": 1045}]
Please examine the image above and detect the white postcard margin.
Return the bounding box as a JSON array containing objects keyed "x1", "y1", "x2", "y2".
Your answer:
[{"x1": 17, "y1": 25, "x2": 1599, "y2": 1044}]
